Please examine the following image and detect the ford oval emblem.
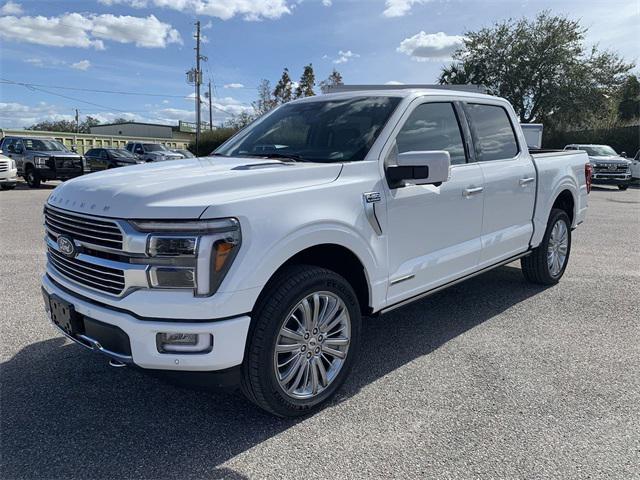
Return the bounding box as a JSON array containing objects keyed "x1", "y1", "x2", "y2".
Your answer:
[{"x1": 57, "y1": 235, "x2": 77, "y2": 257}]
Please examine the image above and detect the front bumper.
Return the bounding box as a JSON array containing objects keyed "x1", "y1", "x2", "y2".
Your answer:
[
  {"x1": 0, "y1": 169, "x2": 18, "y2": 185},
  {"x1": 37, "y1": 168, "x2": 83, "y2": 181},
  {"x1": 592, "y1": 175, "x2": 632, "y2": 186},
  {"x1": 42, "y1": 274, "x2": 251, "y2": 372}
]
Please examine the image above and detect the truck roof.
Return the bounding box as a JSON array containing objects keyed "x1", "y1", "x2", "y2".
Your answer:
[{"x1": 296, "y1": 88, "x2": 500, "y2": 104}]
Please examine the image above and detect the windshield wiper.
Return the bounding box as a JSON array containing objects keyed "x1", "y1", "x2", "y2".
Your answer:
[{"x1": 243, "y1": 153, "x2": 304, "y2": 162}]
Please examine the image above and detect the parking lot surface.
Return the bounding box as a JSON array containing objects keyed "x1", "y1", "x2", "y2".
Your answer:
[{"x1": 1, "y1": 181, "x2": 639, "y2": 479}]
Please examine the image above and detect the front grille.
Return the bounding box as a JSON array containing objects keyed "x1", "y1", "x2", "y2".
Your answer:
[
  {"x1": 0, "y1": 161, "x2": 8, "y2": 172},
  {"x1": 44, "y1": 206, "x2": 123, "y2": 250},
  {"x1": 48, "y1": 247, "x2": 125, "y2": 295},
  {"x1": 53, "y1": 156, "x2": 82, "y2": 170}
]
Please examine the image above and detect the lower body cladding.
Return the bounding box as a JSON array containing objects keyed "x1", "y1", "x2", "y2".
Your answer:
[{"x1": 41, "y1": 274, "x2": 251, "y2": 381}]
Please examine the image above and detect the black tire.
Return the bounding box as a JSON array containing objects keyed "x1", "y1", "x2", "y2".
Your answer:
[
  {"x1": 1, "y1": 184, "x2": 16, "y2": 190},
  {"x1": 618, "y1": 185, "x2": 628, "y2": 191},
  {"x1": 521, "y1": 208, "x2": 571, "y2": 285},
  {"x1": 241, "y1": 264, "x2": 361, "y2": 417},
  {"x1": 25, "y1": 167, "x2": 41, "y2": 188}
]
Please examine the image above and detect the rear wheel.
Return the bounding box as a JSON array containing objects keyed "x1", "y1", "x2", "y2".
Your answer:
[
  {"x1": 521, "y1": 208, "x2": 571, "y2": 285},
  {"x1": 241, "y1": 265, "x2": 361, "y2": 417},
  {"x1": 618, "y1": 184, "x2": 629, "y2": 191},
  {"x1": 25, "y1": 167, "x2": 41, "y2": 188}
]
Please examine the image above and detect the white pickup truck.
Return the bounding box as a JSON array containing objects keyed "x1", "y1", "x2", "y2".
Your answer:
[{"x1": 41, "y1": 88, "x2": 590, "y2": 416}]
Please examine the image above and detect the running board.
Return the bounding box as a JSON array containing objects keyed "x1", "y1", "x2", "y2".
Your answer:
[{"x1": 380, "y1": 251, "x2": 531, "y2": 314}]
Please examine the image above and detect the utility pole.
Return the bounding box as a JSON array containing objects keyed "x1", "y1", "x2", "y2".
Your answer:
[
  {"x1": 75, "y1": 109, "x2": 79, "y2": 133},
  {"x1": 208, "y1": 80, "x2": 213, "y2": 131},
  {"x1": 194, "y1": 20, "x2": 202, "y2": 154}
]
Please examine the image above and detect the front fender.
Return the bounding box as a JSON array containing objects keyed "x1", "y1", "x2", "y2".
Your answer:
[{"x1": 220, "y1": 219, "x2": 388, "y2": 312}]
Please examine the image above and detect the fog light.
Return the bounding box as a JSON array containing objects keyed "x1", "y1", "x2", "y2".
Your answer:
[
  {"x1": 149, "y1": 267, "x2": 196, "y2": 289},
  {"x1": 156, "y1": 332, "x2": 213, "y2": 353}
]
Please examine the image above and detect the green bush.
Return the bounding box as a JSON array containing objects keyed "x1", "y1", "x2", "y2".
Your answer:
[
  {"x1": 544, "y1": 125, "x2": 640, "y2": 156},
  {"x1": 189, "y1": 128, "x2": 237, "y2": 156}
]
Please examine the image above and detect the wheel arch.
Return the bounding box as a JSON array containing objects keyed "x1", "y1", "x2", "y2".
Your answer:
[
  {"x1": 255, "y1": 243, "x2": 372, "y2": 316},
  {"x1": 551, "y1": 189, "x2": 575, "y2": 224}
]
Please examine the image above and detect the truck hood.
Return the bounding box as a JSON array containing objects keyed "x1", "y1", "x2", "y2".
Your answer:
[
  {"x1": 47, "y1": 156, "x2": 343, "y2": 219},
  {"x1": 589, "y1": 155, "x2": 631, "y2": 165},
  {"x1": 30, "y1": 151, "x2": 82, "y2": 158}
]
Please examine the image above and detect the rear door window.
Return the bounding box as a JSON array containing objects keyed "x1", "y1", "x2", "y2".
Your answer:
[{"x1": 465, "y1": 104, "x2": 519, "y2": 162}]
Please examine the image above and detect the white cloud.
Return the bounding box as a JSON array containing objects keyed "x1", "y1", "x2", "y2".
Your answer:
[
  {"x1": 0, "y1": 13, "x2": 181, "y2": 49},
  {"x1": 98, "y1": 0, "x2": 291, "y2": 21},
  {"x1": 0, "y1": 1, "x2": 22, "y2": 15},
  {"x1": 71, "y1": 60, "x2": 91, "y2": 71},
  {"x1": 224, "y1": 83, "x2": 245, "y2": 89},
  {"x1": 397, "y1": 31, "x2": 464, "y2": 61},
  {"x1": 325, "y1": 50, "x2": 360, "y2": 64},
  {"x1": 383, "y1": 0, "x2": 430, "y2": 18},
  {"x1": 322, "y1": 0, "x2": 332, "y2": 6},
  {"x1": 385, "y1": 80, "x2": 404, "y2": 85}
]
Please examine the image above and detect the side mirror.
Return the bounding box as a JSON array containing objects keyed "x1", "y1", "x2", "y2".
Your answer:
[{"x1": 386, "y1": 150, "x2": 451, "y2": 188}]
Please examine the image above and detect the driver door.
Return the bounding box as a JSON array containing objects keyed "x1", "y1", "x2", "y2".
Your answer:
[{"x1": 384, "y1": 100, "x2": 485, "y2": 306}]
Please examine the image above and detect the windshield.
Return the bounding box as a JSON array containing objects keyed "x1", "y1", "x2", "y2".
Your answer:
[
  {"x1": 23, "y1": 139, "x2": 68, "y2": 152},
  {"x1": 215, "y1": 96, "x2": 402, "y2": 162},
  {"x1": 143, "y1": 143, "x2": 167, "y2": 152},
  {"x1": 108, "y1": 149, "x2": 136, "y2": 159},
  {"x1": 581, "y1": 145, "x2": 618, "y2": 156}
]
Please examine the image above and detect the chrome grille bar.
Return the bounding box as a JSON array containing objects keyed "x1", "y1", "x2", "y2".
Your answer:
[
  {"x1": 44, "y1": 206, "x2": 123, "y2": 250},
  {"x1": 47, "y1": 247, "x2": 125, "y2": 295}
]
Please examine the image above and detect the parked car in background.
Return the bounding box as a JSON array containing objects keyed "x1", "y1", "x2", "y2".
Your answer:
[
  {"x1": 84, "y1": 148, "x2": 145, "y2": 172},
  {"x1": 172, "y1": 148, "x2": 195, "y2": 158},
  {"x1": 0, "y1": 136, "x2": 84, "y2": 188},
  {"x1": 0, "y1": 151, "x2": 18, "y2": 190},
  {"x1": 564, "y1": 144, "x2": 632, "y2": 190},
  {"x1": 42, "y1": 88, "x2": 590, "y2": 416},
  {"x1": 125, "y1": 142, "x2": 184, "y2": 162},
  {"x1": 631, "y1": 150, "x2": 640, "y2": 180}
]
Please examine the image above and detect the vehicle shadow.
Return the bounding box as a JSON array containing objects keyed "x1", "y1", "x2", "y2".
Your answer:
[
  {"x1": 0, "y1": 265, "x2": 546, "y2": 479},
  {"x1": 11, "y1": 180, "x2": 60, "y2": 191}
]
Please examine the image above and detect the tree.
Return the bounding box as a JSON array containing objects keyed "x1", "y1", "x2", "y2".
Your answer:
[
  {"x1": 618, "y1": 75, "x2": 640, "y2": 121},
  {"x1": 79, "y1": 116, "x2": 101, "y2": 133},
  {"x1": 253, "y1": 79, "x2": 277, "y2": 116},
  {"x1": 224, "y1": 111, "x2": 255, "y2": 130},
  {"x1": 319, "y1": 68, "x2": 344, "y2": 93},
  {"x1": 25, "y1": 120, "x2": 77, "y2": 132},
  {"x1": 295, "y1": 64, "x2": 316, "y2": 98},
  {"x1": 439, "y1": 11, "x2": 634, "y2": 129},
  {"x1": 273, "y1": 68, "x2": 294, "y2": 105}
]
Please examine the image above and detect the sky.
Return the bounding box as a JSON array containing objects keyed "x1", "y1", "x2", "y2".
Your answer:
[{"x1": 0, "y1": 0, "x2": 638, "y2": 129}]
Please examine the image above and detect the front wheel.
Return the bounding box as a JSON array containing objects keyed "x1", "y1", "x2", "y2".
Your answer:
[
  {"x1": 521, "y1": 208, "x2": 571, "y2": 285},
  {"x1": 25, "y1": 167, "x2": 41, "y2": 188},
  {"x1": 618, "y1": 184, "x2": 629, "y2": 191},
  {"x1": 241, "y1": 265, "x2": 361, "y2": 417},
  {"x1": 1, "y1": 184, "x2": 16, "y2": 190}
]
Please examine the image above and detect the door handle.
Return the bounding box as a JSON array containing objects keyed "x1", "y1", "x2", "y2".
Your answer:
[
  {"x1": 519, "y1": 177, "x2": 535, "y2": 186},
  {"x1": 463, "y1": 186, "x2": 484, "y2": 197}
]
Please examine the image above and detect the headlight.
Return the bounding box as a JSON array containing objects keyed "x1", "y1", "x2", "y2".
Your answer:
[
  {"x1": 34, "y1": 156, "x2": 49, "y2": 167},
  {"x1": 130, "y1": 218, "x2": 241, "y2": 296},
  {"x1": 10, "y1": 159, "x2": 15, "y2": 170}
]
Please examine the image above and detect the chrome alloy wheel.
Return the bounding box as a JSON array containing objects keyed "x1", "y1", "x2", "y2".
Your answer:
[
  {"x1": 547, "y1": 218, "x2": 569, "y2": 277},
  {"x1": 273, "y1": 291, "x2": 351, "y2": 400}
]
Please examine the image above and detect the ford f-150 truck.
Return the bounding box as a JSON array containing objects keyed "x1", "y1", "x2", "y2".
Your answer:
[
  {"x1": 41, "y1": 88, "x2": 590, "y2": 416},
  {"x1": 564, "y1": 144, "x2": 632, "y2": 190}
]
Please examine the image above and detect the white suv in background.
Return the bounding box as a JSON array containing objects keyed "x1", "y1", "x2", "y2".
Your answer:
[{"x1": 0, "y1": 151, "x2": 18, "y2": 190}]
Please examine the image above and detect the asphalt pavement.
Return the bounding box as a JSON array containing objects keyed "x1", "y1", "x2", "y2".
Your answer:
[{"x1": 1, "y1": 181, "x2": 638, "y2": 479}]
